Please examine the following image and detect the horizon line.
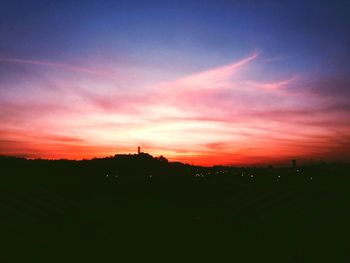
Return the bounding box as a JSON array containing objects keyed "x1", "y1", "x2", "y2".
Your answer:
[{"x1": 0, "y1": 153, "x2": 345, "y2": 168}]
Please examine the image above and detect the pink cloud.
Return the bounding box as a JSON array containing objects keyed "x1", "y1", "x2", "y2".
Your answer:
[
  {"x1": 245, "y1": 75, "x2": 298, "y2": 91},
  {"x1": 156, "y1": 50, "x2": 259, "y2": 94}
]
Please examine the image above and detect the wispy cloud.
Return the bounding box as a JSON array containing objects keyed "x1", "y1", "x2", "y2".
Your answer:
[
  {"x1": 157, "y1": 50, "x2": 259, "y2": 93},
  {"x1": 245, "y1": 75, "x2": 298, "y2": 91},
  {"x1": 0, "y1": 57, "x2": 111, "y2": 76}
]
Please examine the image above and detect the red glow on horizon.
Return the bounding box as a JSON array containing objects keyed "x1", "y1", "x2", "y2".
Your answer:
[{"x1": 1, "y1": 52, "x2": 350, "y2": 166}]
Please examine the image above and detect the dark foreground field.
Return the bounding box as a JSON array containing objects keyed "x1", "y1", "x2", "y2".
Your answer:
[{"x1": 0, "y1": 156, "x2": 349, "y2": 262}]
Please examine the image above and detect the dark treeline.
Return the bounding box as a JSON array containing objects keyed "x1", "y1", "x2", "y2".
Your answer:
[
  {"x1": 1, "y1": 153, "x2": 349, "y2": 181},
  {"x1": 0, "y1": 154, "x2": 349, "y2": 262}
]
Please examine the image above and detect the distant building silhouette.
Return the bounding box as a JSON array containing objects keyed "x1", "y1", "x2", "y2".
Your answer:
[
  {"x1": 138, "y1": 146, "x2": 141, "y2": 154},
  {"x1": 292, "y1": 159, "x2": 297, "y2": 169}
]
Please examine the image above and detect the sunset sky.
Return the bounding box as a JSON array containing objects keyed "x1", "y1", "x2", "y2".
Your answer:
[{"x1": 1, "y1": 0, "x2": 349, "y2": 165}]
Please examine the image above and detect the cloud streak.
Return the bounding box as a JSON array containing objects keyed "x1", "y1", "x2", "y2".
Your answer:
[
  {"x1": 245, "y1": 75, "x2": 298, "y2": 91},
  {"x1": 0, "y1": 57, "x2": 111, "y2": 76}
]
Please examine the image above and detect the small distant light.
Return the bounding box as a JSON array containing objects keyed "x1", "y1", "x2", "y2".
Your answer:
[
  {"x1": 106, "y1": 174, "x2": 109, "y2": 177},
  {"x1": 310, "y1": 177, "x2": 313, "y2": 180},
  {"x1": 278, "y1": 175, "x2": 281, "y2": 178}
]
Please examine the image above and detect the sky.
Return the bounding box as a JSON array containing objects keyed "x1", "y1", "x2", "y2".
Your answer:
[{"x1": 0, "y1": 0, "x2": 350, "y2": 166}]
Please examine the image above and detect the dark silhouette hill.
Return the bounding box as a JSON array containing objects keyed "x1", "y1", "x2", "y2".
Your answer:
[{"x1": 0, "y1": 154, "x2": 349, "y2": 262}]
